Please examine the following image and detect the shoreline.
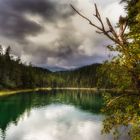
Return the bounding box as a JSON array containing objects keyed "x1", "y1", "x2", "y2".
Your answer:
[{"x1": 0, "y1": 87, "x2": 136, "y2": 97}]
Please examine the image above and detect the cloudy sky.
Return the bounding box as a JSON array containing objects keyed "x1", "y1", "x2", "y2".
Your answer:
[{"x1": 0, "y1": 0, "x2": 125, "y2": 70}]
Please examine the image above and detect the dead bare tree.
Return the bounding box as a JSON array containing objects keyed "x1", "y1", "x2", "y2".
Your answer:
[{"x1": 70, "y1": 4, "x2": 128, "y2": 47}]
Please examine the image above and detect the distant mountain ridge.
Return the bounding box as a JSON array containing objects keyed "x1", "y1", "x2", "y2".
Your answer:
[{"x1": 39, "y1": 63, "x2": 101, "y2": 73}]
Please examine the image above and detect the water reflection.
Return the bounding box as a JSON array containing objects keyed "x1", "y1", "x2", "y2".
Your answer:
[
  {"x1": 0, "y1": 90, "x2": 126, "y2": 140},
  {"x1": 4, "y1": 104, "x2": 108, "y2": 140}
]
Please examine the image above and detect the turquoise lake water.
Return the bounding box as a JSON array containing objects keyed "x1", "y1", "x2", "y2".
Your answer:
[{"x1": 0, "y1": 90, "x2": 129, "y2": 140}]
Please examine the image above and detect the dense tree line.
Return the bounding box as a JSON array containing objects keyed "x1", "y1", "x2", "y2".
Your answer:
[
  {"x1": 0, "y1": 46, "x2": 51, "y2": 89},
  {"x1": 0, "y1": 45, "x2": 101, "y2": 89},
  {"x1": 55, "y1": 64, "x2": 101, "y2": 88}
]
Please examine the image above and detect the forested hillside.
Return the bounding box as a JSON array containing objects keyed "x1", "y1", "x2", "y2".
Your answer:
[
  {"x1": 0, "y1": 46, "x2": 101, "y2": 89},
  {"x1": 55, "y1": 64, "x2": 101, "y2": 88},
  {"x1": 0, "y1": 46, "x2": 52, "y2": 89}
]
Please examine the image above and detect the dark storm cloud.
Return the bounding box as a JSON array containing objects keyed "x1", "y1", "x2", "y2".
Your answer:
[
  {"x1": 19, "y1": 17, "x2": 109, "y2": 68},
  {"x1": 0, "y1": 8, "x2": 42, "y2": 43},
  {"x1": 0, "y1": 0, "x2": 122, "y2": 69},
  {"x1": 6, "y1": 0, "x2": 74, "y2": 20},
  {"x1": 22, "y1": 29, "x2": 108, "y2": 68},
  {"x1": 0, "y1": 0, "x2": 74, "y2": 42},
  {"x1": 23, "y1": 38, "x2": 83, "y2": 65}
]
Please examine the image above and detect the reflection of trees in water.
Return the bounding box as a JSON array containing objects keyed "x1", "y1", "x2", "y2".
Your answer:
[
  {"x1": 51, "y1": 90, "x2": 104, "y2": 113},
  {"x1": 0, "y1": 90, "x2": 104, "y2": 139},
  {"x1": 0, "y1": 93, "x2": 33, "y2": 139}
]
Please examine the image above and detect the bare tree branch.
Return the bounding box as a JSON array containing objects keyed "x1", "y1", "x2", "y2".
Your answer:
[
  {"x1": 70, "y1": 4, "x2": 128, "y2": 47},
  {"x1": 106, "y1": 18, "x2": 118, "y2": 39},
  {"x1": 70, "y1": 4, "x2": 102, "y2": 31},
  {"x1": 94, "y1": 4, "x2": 105, "y2": 31}
]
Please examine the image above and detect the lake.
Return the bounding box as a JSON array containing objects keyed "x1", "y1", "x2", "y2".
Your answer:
[{"x1": 0, "y1": 90, "x2": 129, "y2": 140}]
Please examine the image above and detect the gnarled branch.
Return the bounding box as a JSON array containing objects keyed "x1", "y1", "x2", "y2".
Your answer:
[{"x1": 71, "y1": 4, "x2": 128, "y2": 47}]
